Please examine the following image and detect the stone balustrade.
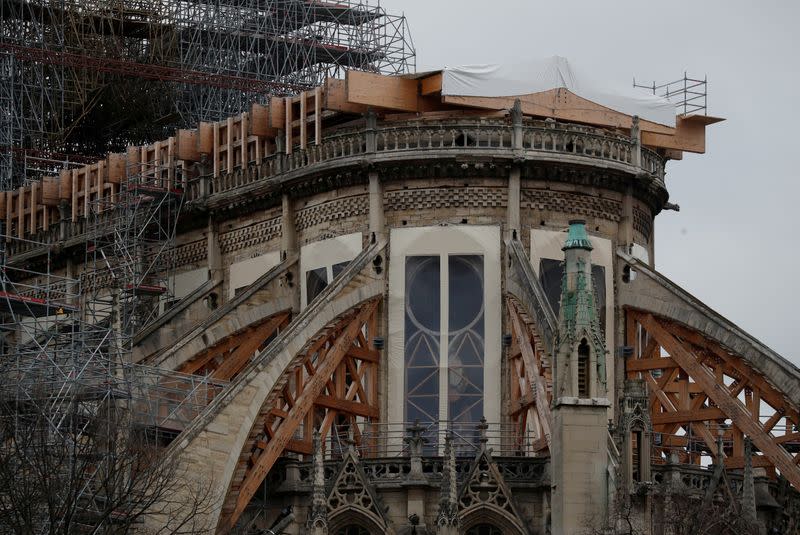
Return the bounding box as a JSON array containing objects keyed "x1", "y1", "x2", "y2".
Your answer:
[{"x1": 5, "y1": 117, "x2": 664, "y2": 263}]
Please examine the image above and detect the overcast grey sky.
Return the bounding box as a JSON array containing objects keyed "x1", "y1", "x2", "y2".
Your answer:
[{"x1": 382, "y1": 0, "x2": 799, "y2": 364}]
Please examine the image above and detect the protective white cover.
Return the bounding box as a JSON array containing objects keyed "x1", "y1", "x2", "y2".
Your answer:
[{"x1": 441, "y1": 56, "x2": 675, "y2": 127}]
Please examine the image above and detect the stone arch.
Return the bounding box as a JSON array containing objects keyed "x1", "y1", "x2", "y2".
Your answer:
[
  {"x1": 460, "y1": 505, "x2": 526, "y2": 535},
  {"x1": 328, "y1": 508, "x2": 387, "y2": 535}
]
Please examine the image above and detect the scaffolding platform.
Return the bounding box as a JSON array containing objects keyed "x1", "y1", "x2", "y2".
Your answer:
[
  {"x1": 123, "y1": 284, "x2": 168, "y2": 296},
  {"x1": 127, "y1": 184, "x2": 183, "y2": 203},
  {"x1": 0, "y1": 291, "x2": 77, "y2": 317}
]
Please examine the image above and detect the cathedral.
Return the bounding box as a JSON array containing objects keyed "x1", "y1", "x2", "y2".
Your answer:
[{"x1": 1, "y1": 59, "x2": 798, "y2": 534}]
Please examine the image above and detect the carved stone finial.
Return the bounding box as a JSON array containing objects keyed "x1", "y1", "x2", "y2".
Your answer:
[
  {"x1": 631, "y1": 115, "x2": 641, "y2": 143},
  {"x1": 405, "y1": 419, "x2": 428, "y2": 480},
  {"x1": 511, "y1": 99, "x2": 523, "y2": 125},
  {"x1": 477, "y1": 417, "x2": 489, "y2": 452},
  {"x1": 742, "y1": 437, "x2": 759, "y2": 526},
  {"x1": 307, "y1": 429, "x2": 328, "y2": 533},
  {"x1": 436, "y1": 432, "x2": 459, "y2": 532}
]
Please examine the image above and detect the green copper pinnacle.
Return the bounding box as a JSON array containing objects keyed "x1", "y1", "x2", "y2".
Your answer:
[{"x1": 562, "y1": 220, "x2": 593, "y2": 251}]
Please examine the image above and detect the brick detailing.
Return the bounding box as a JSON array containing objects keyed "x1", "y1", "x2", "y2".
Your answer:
[
  {"x1": 219, "y1": 217, "x2": 282, "y2": 255},
  {"x1": 385, "y1": 187, "x2": 507, "y2": 211},
  {"x1": 295, "y1": 195, "x2": 369, "y2": 231},
  {"x1": 632, "y1": 206, "x2": 653, "y2": 242},
  {"x1": 521, "y1": 189, "x2": 622, "y2": 222},
  {"x1": 174, "y1": 239, "x2": 208, "y2": 266}
]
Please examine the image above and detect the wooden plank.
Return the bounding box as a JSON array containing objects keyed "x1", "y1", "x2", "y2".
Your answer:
[
  {"x1": 249, "y1": 103, "x2": 277, "y2": 137},
  {"x1": 639, "y1": 314, "x2": 800, "y2": 489},
  {"x1": 299, "y1": 91, "x2": 307, "y2": 150},
  {"x1": 346, "y1": 345, "x2": 380, "y2": 363},
  {"x1": 314, "y1": 86, "x2": 322, "y2": 145},
  {"x1": 212, "y1": 313, "x2": 287, "y2": 381},
  {"x1": 284, "y1": 96, "x2": 292, "y2": 155},
  {"x1": 269, "y1": 96, "x2": 286, "y2": 130},
  {"x1": 626, "y1": 357, "x2": 678, "y2": 372},
  {"x1": 509, "y1": 300, "x2": 552, "y2": 450},
  {"x1": 314, "y1": 395, "x2": 378, "y2": 418},
  {"x1": 175, "y1": 129, "x2": 200, "y2": 162},
  {"x1": 641, "y1": 115, "x2": 707, "y2": 154},
  {"x1": 223, "y1": 300, "x2": 378, "y2": 531},
  {"x1": 347, "y1": 70, "x2": 419, "y2": 112},
  {"x1": 652, "y1": 407, "x2": 726, "y2": 425},
  {"x1": 324, "y1": 78, "x2": 369, "y2": 114},
  {"x1": 198, "y1": 122, "x2": 213, "y2": 154},
  {"x1": 420, "y1": 72, "x2": 443, "y2": 95},
  {"x1": 443, "y1": 89, "x2": 676, "y2": 136}
]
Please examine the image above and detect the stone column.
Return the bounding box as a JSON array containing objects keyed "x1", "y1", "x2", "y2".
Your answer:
[
  {"x1": 281, "y1": 194, "x2": 297, "y2": 260},
  {"x1": 507, "y1": 99, "x2": 523, "y2": 240},
  {"x1": 403, "y1": 421, "x2": 429, "y2": 532},
  {"x1": 306, "y1": 431, "x2": 328, "y2": 535},
  {"x1": 207, "y1": 216, "x2": 223, "y2": 284},
  {"x1": 507, "y1": 166, "x2": 521, "y2": 240},
  {"x1": 368, "y1": 171, "x2": 384, "y2": 241},
  {"x1": 436, "y1": 433, "x2": 459, "y2": 535}
]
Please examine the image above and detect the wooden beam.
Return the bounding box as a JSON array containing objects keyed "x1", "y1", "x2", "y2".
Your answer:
[
  {"x1": 269, "y1": 96, "x2": 286, "y2": 130},
  {"x1": 639, "y1": 314, "x2": 800, "y2": 489},
  {"x1": 626, "y1": 357, "x2": 679, "y2": 372},
  {"x1": 324, "y1": 78, "x2": 369, "y2": 114},
  {"x1": 444, "y1": 88, "x2": 674, "y2": 135},
  {"x1": 346, "y1": 70, "x2": 419, "y2": 112},
  {"x1": 284, "y1": 96, "x2": 293, "y2": 155},
  {"x1": 300, "y1": 91, "x2": 307, "y2": 150},
  {"x1": 314, "y1": 395, "x2": 378, "y2": 418},
  {"x1": 420, "y1": 72, "x2": 443, "y2": 95},
  {"x1": 314, "y1": 86, "x2": 322, "y2": 145},
  {"x1": 652, "y1": 408, "x2": 726, "y2": 425},
  {"x1": 509, "y1": 300, "x2": 552, "y2": 450},
  {"x1": 222, "y1": 300, "x2": 379, "y2": 532},
  {"x1": 212, "y1": 313, "x2": 288, "y2": 381},
  {"x1": 249, "y1": 103, "x2": 277, "y2": 137}
]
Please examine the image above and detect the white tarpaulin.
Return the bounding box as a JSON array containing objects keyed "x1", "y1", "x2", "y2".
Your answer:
[{"x1": 441, "y1": 56, "x2": 675, "y2": 127}]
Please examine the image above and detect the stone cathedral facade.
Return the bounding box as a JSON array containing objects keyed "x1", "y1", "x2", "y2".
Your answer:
[{"x1": 1, "y1": 64, "x2": 799, "y2": 535}]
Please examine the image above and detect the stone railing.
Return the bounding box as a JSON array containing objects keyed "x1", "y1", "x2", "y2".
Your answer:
[
  {"x1": 281, "y1": 456, "x2": 550, "y2": 491},
  {"x1": 5, "y1": 118, "x2": 664, "y2": 262},
  {"x1": 199, "y1": 118, "x2": 664, "y2": 201}
]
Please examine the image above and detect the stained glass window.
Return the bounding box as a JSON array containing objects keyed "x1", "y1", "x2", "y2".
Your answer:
[
  {"x1": 404, "y1": 256, "x2": 440, "y2": 424},
  {"x1": 448, "y1": 255, "x2": 484, "y2": 425},
  {"x1": 404, "y1": 254, "x2": 486, "y2": 428}
]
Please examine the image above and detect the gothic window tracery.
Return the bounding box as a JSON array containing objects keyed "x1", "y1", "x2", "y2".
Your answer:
[{"x1": 404, "y1": 254, "x2": 486, "y2": 429}]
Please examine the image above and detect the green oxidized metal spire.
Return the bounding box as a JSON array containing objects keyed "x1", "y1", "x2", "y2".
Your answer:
[
  {"x1": 562, "y1": 219, "x2": 594, "y2": 251},
  {"x1": 556, "y1": 220, "x2": 607, "y2": 393}
]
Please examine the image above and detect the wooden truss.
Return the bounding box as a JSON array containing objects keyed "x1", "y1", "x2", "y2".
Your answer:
[
  {"x1": 177, "y1": 310, "x2": 291, "y2": 381},
  {"x1": 507, "y1": 297, "x2": 552, "y2": 453},
  {"x1": 220, "y1": 298, "x2": 381, "y2": 531},
  {"x1": 626, "y1": 309, "x2": 800, "y2": 489}
]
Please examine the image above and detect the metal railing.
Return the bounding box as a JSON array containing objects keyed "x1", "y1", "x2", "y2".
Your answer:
[
  {"x1": 634, "y1": 73, "x2": 708, "y2": 116},
  {"x1": 321, "y1": 420, "x2": 540, "y2": 460}
]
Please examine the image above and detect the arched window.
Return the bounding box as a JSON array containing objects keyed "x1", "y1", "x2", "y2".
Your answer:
[
  {"x1": 578, "y1": 338, "x2": 590, "y2": 398},
  {"x1": 335, "y1": 525, "x2": 370, "y2": 535},
  {"x1": 466, "y1": 524, "x2": 503, "y2": 535}
]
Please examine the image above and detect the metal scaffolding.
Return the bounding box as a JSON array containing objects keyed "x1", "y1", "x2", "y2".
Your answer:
[
  {"x1": 0, "y1": 161, "x2": 218, "y2": 528},
  {"x1": 0, "y1": 0, "x2": 415, "y2": 187}
]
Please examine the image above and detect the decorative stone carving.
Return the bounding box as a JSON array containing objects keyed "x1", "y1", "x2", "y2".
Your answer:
[
  {"x1": 307, "y1": 431, "x2": 328, "y2": 535},
  {"x1": 218, "y1": 217, "x2": 281, "y2": 255},
  {"x1": 458, "y1": 446, "x2": 527, "y2": 533},
  {"x1": 327, "y1": 446, "x2": 389, "y2": 533}
]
